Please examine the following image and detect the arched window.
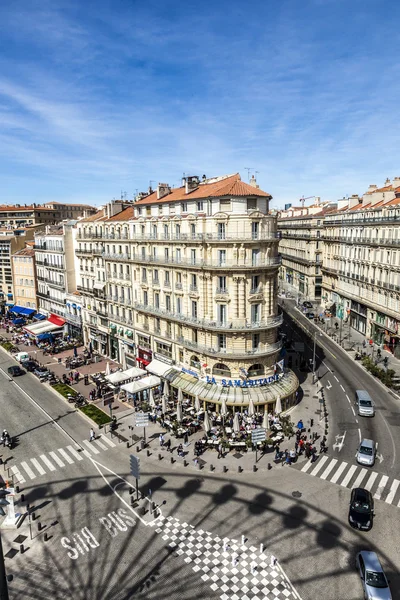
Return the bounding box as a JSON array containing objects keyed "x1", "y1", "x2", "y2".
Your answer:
[
  {"x1": 212, "y1": 363, "x2": 231, "y2": 377},
  {"x1": 190, "y1": 355, "x2": 201, "y2": 369},
  {"x1": 248, "y1": 363, "x2": 264, "y2": 377}
]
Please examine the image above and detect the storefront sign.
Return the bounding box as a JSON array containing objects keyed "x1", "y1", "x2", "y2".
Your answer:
[
  {"x1": 181, "y1": 367, "x2": 199, "y2": 379},
  {"x1": 154, "y1": 352, "x2": 173, "y2": 365},
  {"x1": 205, "y1": 373, "x2": 282, "y2": 387}
]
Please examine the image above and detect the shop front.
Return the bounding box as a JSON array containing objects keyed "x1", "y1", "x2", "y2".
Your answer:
[
  {"x1": 137, "y1": 346, "x2": 152, "y2": 368},
  {"x1": 350, "y1": 300, "x2": 367, "y2": 335},
  {"x1": 285, "y1": 268, "x2": 293, "y2": 284}
]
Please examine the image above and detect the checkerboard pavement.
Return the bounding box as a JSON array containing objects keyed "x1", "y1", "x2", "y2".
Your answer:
[{"x1": 150, "y1": 515, "x2": 301, "y2": 600}]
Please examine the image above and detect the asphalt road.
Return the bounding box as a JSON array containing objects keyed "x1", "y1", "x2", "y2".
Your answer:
[
  {"x1": 282, "y1": 301, "x2": 400, "y2": 480},
  {"x1": 1, "y1": 345, "x2": 400, "y2": 600}
]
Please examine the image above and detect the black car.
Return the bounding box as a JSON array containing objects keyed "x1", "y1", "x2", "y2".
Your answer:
[
  {"x1": 21, "y1": 360, "x2": 38, "y2": 372},
  {"x1": 306, "y1": 312, "x2": 315, "y2": 320},
  {"x1": 7, "y1": 365, "x2": 25, "y2": 377},
  {"x1": 348, "y1": 488, "x2": 374, "y2": 531},
  {"x1": 302, "y1": 301, "x2": 313, "y2": 309}
]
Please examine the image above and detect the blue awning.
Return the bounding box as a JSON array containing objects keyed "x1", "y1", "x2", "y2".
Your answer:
[
  {"x1": 10, "y1": 306, "x2": 24, "y2": 314},
  {"x1": 19, "y1": 307, "x2": 35, "y2": 316},
  {"x1": 12, "y1": 318, "x2": 25, "y2": 325},
  {"x1": 33, "y1": 313, "x2": 46, "y2": 321},
  {"x1": 37, "y1": 332, "x2": 54, "y2": 341}
]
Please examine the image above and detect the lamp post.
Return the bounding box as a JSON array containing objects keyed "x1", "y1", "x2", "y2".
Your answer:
[{"x1": 0, "y1": 530, "x2": 10, "y2": 600}]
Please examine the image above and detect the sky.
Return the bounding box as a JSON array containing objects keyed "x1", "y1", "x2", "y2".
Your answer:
[{"x1": 1, "y1": 0, "x2": 400, "y2": 208}]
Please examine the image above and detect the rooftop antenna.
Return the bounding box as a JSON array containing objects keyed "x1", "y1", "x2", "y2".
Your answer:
[
  {"x1": 255, "y1": 170, "x2": 260, "y2": 178},
  {"x1": 244, "y1": 167, "x2": 253, "y2": 182},
  {"x1": 149, "y1": 180, "x2": 155, "y2": 191}
]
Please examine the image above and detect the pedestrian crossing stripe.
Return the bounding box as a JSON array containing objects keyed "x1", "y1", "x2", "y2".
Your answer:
[
  {"x1": 296, "y1": 456, "x2": 400, "y2": 506},
  {"x1": 9, "y1": 435, "x2": 117, "y2": 484}
]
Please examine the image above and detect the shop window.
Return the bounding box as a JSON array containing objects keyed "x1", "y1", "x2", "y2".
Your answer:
[
  {"x1": 190, "y1": 355, "x2": 201, "y2": 369},
  {"x1": 212, "y1": 363, "x2": 231, "y2": 377},
  {"x1": 248, "y1": 363, "x2": 264, "y2": 377}
]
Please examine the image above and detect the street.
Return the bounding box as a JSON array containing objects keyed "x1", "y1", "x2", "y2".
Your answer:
[{"x1": 1, "y1": 340, "x2": 400, "y2": 599}]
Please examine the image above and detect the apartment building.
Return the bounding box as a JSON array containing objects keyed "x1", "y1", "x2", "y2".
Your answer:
[
  {"x1": 322, "y1": 178, "x2": 400, "y2": 356},
  {"x1": 0, "y1": 228, "x2": 36, "y2": 310},
  {"x1": 34, "y1": 223, "x2": 80, "y2": 336},
  {"x1": 0, "y1": 203, "x2": 97, "y2": 229},
  {"x1": 76, "y1": 174, "x2": 298, "y2": 413},
  {"x1": 278, "y1": 198, "x2": 336, "y2": 300},
  {"x1": 11, "y1": 248, "x2": 37, "y2": 310}
]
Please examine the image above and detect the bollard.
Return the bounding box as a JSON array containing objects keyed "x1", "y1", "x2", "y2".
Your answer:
[
  {"x1": 267, "y1": 463, "x2": 272, "y2": 470},
  {"x1": 21, "y1": 493, "x2": 25, "y2": 502},
  {"x1": 241, "y1": 534, "x2": 246, "y2": 546},
  {"x1": 151, "y1": 501, "x2": 156, "y2": 513},
  {"x1": 270, "y1": 555, "x2": 277, "y2": 567},
  {"x1": 158, "y1": 453, "x2": 162, "y2": 461},
  {"x1": 223, "y1": 465, "x2": 228, "y2": 473},
  {"x1": 238, "y1": 465, "x2": 242, "y2": 473},
  {"x1": 223, "y1": 538, "x2": 228, "y2": 552},
  {"x1": 136, "y1": 445, "x2": 140, "y2": 453},
  {"x1": 210, "y1": 464, "x2": 214, "y2": 472},
  {"x1": 183, "y1": 459, "x2": 188, "y2": 467},
  {"x1": 44, "y1": 532, "x2": 48, "y2": 542},
  {"x1": 251, "y1": 561, "x2": 257, "y2": 575},
  {"x1": 16, "y1": 485, "x2": 20, "y2": 494},
  {"x1": 20, "y1": 544, "x2": 24, "y2": 554},
  {"x1": 170, "y1": 456, "x2": 174, "y2": 464},
  {"x1": 126, "y1": 442, "x2": 129, "y2": 449},
  {"x1": 147, "y1": 450, "x2": 151, "y2": 457},
  {"x1": 37, "y1": 521, "x2": 42, "y2": 532},
  {"x1": 260, "y1": 542, "x2": 264, "y2": 554},
  {"x1": 253, "y1": 464, "x2": 257, "y2": 472},
  {"x1": 232, "y1": 553, "x2": 238, "y2": 567},
  {"x1": 32, "y1": 512, "x2": 36, "y2": 521}
]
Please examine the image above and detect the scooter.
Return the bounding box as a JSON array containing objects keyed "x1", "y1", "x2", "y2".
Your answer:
[{"x1": 74, "y1": 397, "x2": 88, "y2": 408}]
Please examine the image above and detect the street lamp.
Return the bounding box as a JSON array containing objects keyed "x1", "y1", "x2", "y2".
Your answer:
[{"x1": 0, "y1": 529, "x2": 10, "y2": 600}]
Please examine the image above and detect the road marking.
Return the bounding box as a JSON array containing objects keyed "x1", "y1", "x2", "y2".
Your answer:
[
  {"x1": 40, "y1": 454, "x2": 56, "y2": 472},
  {"x1": 101, "y1": 435, "x2": 116, "y2": 448},
  {"x1": 346, "y1": 395, "x2": 351, "y2": 403},
  {"x1": 374, "y1": 475, "x2": 389, "y2": 500},
  {"x1": 67, "y1": 445, "x2": 83, "y2": 461},
  {"x1": 10, "y1": 465, "x2": 26, "y2": 484},
  {"x1": 340, "y1": 465, "x2": 357, "y2": 487},
  {"x1": 352, "y1": 468, "x2": 368, "y2": 489},
  {"x1": 358, "y1": 429, "x2": 362, "y2": 442},
  {"x1": 364, "y1": 472, "x2": 379, "y2": 492},
  {"x1": 93, "y1": 438, "x2": 108, "y2": 451},
  {"x1": 82, "y1": 439, "x2": 100, "y2": 454},
  {"x1": 31, "y1": 458, "x2": 46, "y2": 475},
  {"x1": 49, "y1": 451, "x2": 65, "y2": 467},
  {"x1": 59, "y1": 447, "x2": 75, "y2": 464},
  {"x1": 308, "y1": 455, "x2": 329, "y2": 476},
  {"x1": 301, "y1": 460, "x2": 314, "y2": 473},
  {"x1": 326, "y1": 380, "x2": 332, "y2": 390},
  {"x1": 340, "y1": 384, "x2": 345, "y2": 391},
  {"x1": 334, "y1": 376, "x2": 339, "y2": 382},
  {"x1": 386, "y1": 479, "x2": 400, "y2": 504},
  {"x1": 320, "y1": 459, "x2": 337, "y2": 480},
  {"x1": 330, "y1": 461, "x2": 348, "y2": 483},
  {"x1": 355, "y1": 419, "x2": 358, "y2": 424},
  {"x1": 20, "y1": 461, "x2": 36, "y2": 480},
  {"x1": 351, "y1": 406, "x2": 356, "y2": 416}
]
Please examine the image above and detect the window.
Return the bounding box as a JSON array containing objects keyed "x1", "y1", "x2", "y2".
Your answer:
[
  {"x1": 155, "y1": 293, "x2": 160, "y2": 308},
  {"x1": 165, "y1": 271, "x2": 170, "y2": 284},
  {"x1": 248, "y1": 363, "x2": 264, "y2": 376},
  {"x1": 191, "y1": 223, "x2": 196, "y2": 238},
  {"x1": 192, "y1": 329, "x2": 198, "y2": 343},
  {"x1": 176, "y1": 297, "x2": 182, "y2": 314},
  {"x1": 181, "y1": 202, "x2": 188, "y2": 213},
  {"x1": 191, "y1": 274, "x2": 197, "y2": 290},
  {"x1": 191, "y1": 249, "x2": 196, "y2": 265},
  {"x1": 190, "y1": 355, "x2": 201, "y2": 368},
  {"x1": 153, "y1": 269, "x2": 159, "y2": 283},
  {"x1": 175, "y1": 224, "x2": 180, "y2": 239},
  {"x1": 165, "y1": 295, "x2": 171, "y2": 311},
  {"x1": 176, "y1": 248, "x2": 181, "y2": 262},
  {"x1": 197, "y1": 201, "x2": 204, "y2": 212},
  {"x1": 217, "y1": 334, "x2": 226, "y2": 351},
  {"x1": 218, "y1": 222, "x2": 226, "y2": 240},
  {"x1": 191, "y1": 300, "x2": 198, "y2": 318},
  {"x1": 166, "y1": 322, "x2": 172, "y2": 337},
  {"x1": 247, "y1": 198, "x2": 257, "y2": 211},
  {"x1": 220, "y1": 199, "x2": 231, "y2": 211},
  {"x1": 138, "y1": 207, "x2": 142, "y2": 215},
  {"x1": 218, "y1": 276, "x2": 226, "y2": 292},
  {"x1": 164, "y1": 247, "x2": 169, "y2": 261},
  {"x1": 141, "y1": 247, "x2": 146, "y2": 259},
  {"x1": 155, "y1": 341, "x2": 172, "y2": 359},
  {"x1": 218, "y1": 250, "x2": 226, "y2": 266},
  {"x1": 176, "y1": 272, "x2": 182, "y2": 284},
  {"x1": 251, "y1": 303, "x2": 261, "y2": 323},
  {"x1": 179, "y1": 350, "x2": 184, "y2": 363},
  {"x1": 142, "y1": 268, "x2": 147, "y2": 282},
  {"x1": 252, "y1": 334, "x2": 260, "y2": 350},
  {"x1": 252, "y1": 249, "x2": 259, "y2": 266},
  {"x1": 218, "y1": 304, "x2": 227, "y2": 324},
  {"x1": 251, "y1": 221, "x2": 259, "y2": 239},
  {"x1": 152, "y1": 225, "x2": 157, "y2": 239},
  {"x1": 251, "y1": 275, "x2": 260, "y2": 292},
  {"x1": 213, "y1": 361, "x2": 230, "y2": 375},
  {"x1": 163, "y1": 225, "x2": 169, "y2": 239}
]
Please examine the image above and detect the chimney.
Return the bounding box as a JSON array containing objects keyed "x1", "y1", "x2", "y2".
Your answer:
[
  {"x1": 249, "y1": 175, "x2": 259, "y2": 188},
  {"x1": 367, "y1": 185, "x2": 377, "y2": 193},
  {"x1": 184, "y1": 175, "x2": 200, "y2": 194},
  {"x1": 157, "y1": 183, "x2": 171, "y2": 200},
  {"x1": 349, "y1": 195, "x2": 360, "y2": 209},
  {"x1": 385, "y1": 177, "x2": 391, "y2": 187},
  {"x1": 202, "y1": 174, "x2": 207, "y2": 182},
  {"x1": 314, "y1": 196, "x2": 321, "y2": 206},
  {"x1": 392, "y1": 176, "x2": 400, "y2": 190}
]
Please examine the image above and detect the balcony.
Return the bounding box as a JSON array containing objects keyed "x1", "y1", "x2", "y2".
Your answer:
[
  {"x1": 190, "y1": 284, "x2": 198, "y2": 293},
  {"x1": 134, "y1": 302, "x2": 283, "y2": 331},
  {"x1": 129, "y1": 254, "x2": 281, "y2": 269},
  {"x1": 176, "y1": 336, "x2": 282, "y2": 359},
  {"x1": 77, "y1": 285, "x2": 94, "y2": 295},
  {"x1": 65, "y1": 312, "x2": 82, "y2": 326},
  {"x1": 215, "y1": 287, "x2": 228, "y2": 294},
  {"x1": 175, "y1": 282, "x2": 183, "y2": 290},
  {"x1": 126, "y1": 232, "x2": 280, "y2": 243},
  {"x1": 35, "y1": 259, "x2": 65, "y2": 270},
  {"x1": 76, "y1": 247, "x2": 95, "y2": 255},
  {"x1": 102, "y1": 252, "x2": 130, "y2": 261}
]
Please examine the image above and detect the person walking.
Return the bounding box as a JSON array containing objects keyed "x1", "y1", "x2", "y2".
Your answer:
[
  {"x1": 159, "y1": 433, "x2": 164, "y2": 447},
  {"x1": 89, "y1": 428, "x2": 95, "y2": 442},
  {"x1": 183, "y1": 432, "x2": 189, "y2": 446},
  {"x1": 165, "y1": 438, "x2": 171, "y2": 452},
  {"x1": 217, "y1": 442, "x2": 223, "y2": 459}
]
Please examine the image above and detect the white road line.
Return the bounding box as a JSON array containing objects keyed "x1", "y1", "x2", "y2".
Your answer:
[
  {"x1": 82, "y1": 439, "x2": 100, "y2": 454},
  {"x1": 346, "y1": 395, "x2": 351, "y2": 403},
  {"x1": 340, "y1": 465, "x2": 358, "y2": 487},
  {"x1": 334, "y1": 376, "x2": 339, "y2": 382},
  {"x1": 351, "y1": 406, "x2": 356, "y2": 416},
  {"x1": 301, "y1": 460, "x2": 314, "y2": 473},
  {"x1": 320, "y1": 459, "x2": 338, "y2": 480},
  {"x1": 364, "y1": 472, "x2": 379, "y2": 492},
  {"x1": 67, "y1": 445, "x2": 83, "y2": 461},
  {"x1": 20, "y1": 461, "x2": 36, "y2": 480},
  {"x1": 352, "y1": 468, "x2": 368, "y2": 489},
  {"x1": 31, "y1": 458, "x2": 46, "y2": 476},
  {"x1": 101, "y1": 435, "x2": 116, "y2": 448},
  {"x1": 330, "y1": 462, "x2": 348, "y2": 484},
  {"x1": 355, "y1": 419, "x2": 358, "y2": 424},
  {"x1": 386, "y1": 479, "x2": 400, "y2": 505},
  {"x1": 10, "y1": 465, "x2": 26, "y2": 484},
  {"x1": 340, "y1": 384, "x2": 345, "y2": 391},
  {"x1": 358, "y1": 429, "x2": 362, "y2": 442},
  {"x1": 374, "y1": 475, "x2": 389, "y2": 500},
  {"x1": 308, "y1": 455, "x2": 329, "y2": 476},
  {"x1": 59, "y1": 447, "x2": 75, "y2": 464},
  {"x1": 93, "y1": 438, "x2": 108, "y2": 451},
  {"x1": 40, "y1": 454, "x2": 56, "y2": 472},
  {"x1": 49, "y1": 451, "x2": 65, "y2": 467}
]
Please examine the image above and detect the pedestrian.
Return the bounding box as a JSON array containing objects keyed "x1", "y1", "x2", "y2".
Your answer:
[
  {"x1": 159, "y1": 433, "x2": 164, "y2": 447},
  {"x1": 74, "y1": 371, "x2": 79, "y2": 383},
  {"x1": 217, "y1": 442, "x2": 223, "y2": 459},
  {"x1": 177, "y1": 443, "x2": 183, "y2": 457},
  {"x1": 89, "y1": 428, "x2": 95, "y2": 442},
  {"x1": 183, "y1": 432, "x2": 189, "y2": 446},
  {"x1": 165, "y1": 438, "x2": 171, "y2": 452}
]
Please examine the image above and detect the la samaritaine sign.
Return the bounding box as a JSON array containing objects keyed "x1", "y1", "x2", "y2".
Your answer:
[{"x1": 206, "y1": 373, "x2": 283, "y2": 387}]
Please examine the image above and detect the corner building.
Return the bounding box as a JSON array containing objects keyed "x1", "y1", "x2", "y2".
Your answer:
[{"x1": 78, "y1": 174, "x2": 298, "y2": 412}]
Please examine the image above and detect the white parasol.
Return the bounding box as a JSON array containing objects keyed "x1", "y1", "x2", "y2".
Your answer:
[
  {"x1": 194, "y1": 394, "x2": 201, "y2": 412},
  {"x1": 177, "y1": 388, "x2": 183, "y2": 403},
  {"x1": 149, "y1": 388, "x2": 156, "y2": 409},
  {"x1": 262, "y1": 411, "x2": 269, "y2": 429},
  {"x1": 233, "y1": 412, "x2": 240, "y2": 433},
  {"x1": 105, "y1": 361, "x2": 111, "y2": 376},
  {"x1": 203, "y1": 411, "x2": 211, "y2": 433},
  {"x1": 248, "y1": 397, "x2": 255, "y2": 416},
  {"x1": 176, "y1": 402, "x2": 183, "y2": 423},
  {"x1": 275, "y1": 396, "x2": 282, "y2": 414}
]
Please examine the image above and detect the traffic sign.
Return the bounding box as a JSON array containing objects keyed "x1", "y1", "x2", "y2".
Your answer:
[
  {"x1": 135, "y1": 412, "x2": 149, "y2": 427},
  {"x1": 103, "y1": 392, "x2": 114, "y2": 407},
  {"x1": 130, "y1": 454, "x2": 140, "y2": 479},
  {"x1": 251, "y1": 428, "x2": 266, "y2": 444}
]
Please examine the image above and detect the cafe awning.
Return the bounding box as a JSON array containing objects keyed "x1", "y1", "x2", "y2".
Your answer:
[
  {"x1": 33, "y1": 313, "x2": 46, "y2": 321},
  {"x1": 121, "y1": 375, "x2": 161, "y2": 395},
  {"x1": 146, "y1": 359, "x2": 175, "y2": 378},
  {"x1": 24, "y1": 321, "x2": 64, "y2": 336},
  {"x1": 48, "y1": 314, "x2": 66, "y2": 327},
  {"x1": 106, "y1": 366, "x2": 146, "y2": 384},
  {"x1": 93, "y1": 282, "x2": 106, "y2": 290}
]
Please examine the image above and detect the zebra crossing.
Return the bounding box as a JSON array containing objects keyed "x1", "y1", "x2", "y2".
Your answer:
[
  {"x1": 295, "y1": 456, "x2": 400, "y2": 506},
  {"x1": 9, "y1": 435, "x2": 116, "y2": 484}
]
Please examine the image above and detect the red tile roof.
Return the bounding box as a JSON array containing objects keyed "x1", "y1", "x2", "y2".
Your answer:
[
  {"x1": 133, "y1": 174, "x2": 271, "y2": 206},
  {"x1": 80, "y1": 209, "x2": 107, "y2": 222},
  {"x1": 365, "y1": 185, "x2": 393, "y2": 195},
  {"x1": 107, "y1": 206, "x2": 135, "y2": 221}
]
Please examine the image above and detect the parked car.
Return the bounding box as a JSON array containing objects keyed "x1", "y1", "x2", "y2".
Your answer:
[
  {"x1": 14, "y1": 352, "x2": 29, "y2": 363},
  {"x1": 356, "y1": 439, "x2": 376, "y2": 467},
  {"x1": 356, "y1": 551, "x2": 392, "y2": 599},
  {"x1": 7, "y1": 365, "x2": 25, "y2": 377},
  {"x1": 306, "y1": 312, "x2": 315, "y2": 320},
  {"x1": 302, "y1": 301, "x2": 313, "y2": 308},
  {"x1": 348, "y1": 488, "x2": 374, "y2": 531},
  {"x1": 21, "y1": 360, "x2": 38, "y2": 372}
]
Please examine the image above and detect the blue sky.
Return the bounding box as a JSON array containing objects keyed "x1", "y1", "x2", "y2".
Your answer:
[{"x1": 1, "y1": 0, "x2": 400, "y2": 208}]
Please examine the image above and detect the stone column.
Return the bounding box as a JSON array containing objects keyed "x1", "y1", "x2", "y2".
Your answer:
[
  {"x1": 208, "y1": 273, "x2": 214, "y2": 319},
  {"x1": 232, "y1": 277, "x2": 240, "y2": 320},
  {"x1": 239, "y1": 277, "x2": 246, "y2": 321}
]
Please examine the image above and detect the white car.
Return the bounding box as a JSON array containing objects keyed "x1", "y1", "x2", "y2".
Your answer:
[{"x1": 356, "y1": 439, "x2": 376, "y2": 467}]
